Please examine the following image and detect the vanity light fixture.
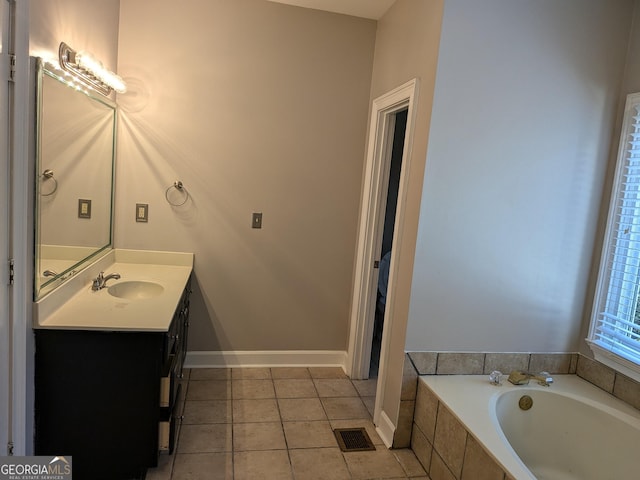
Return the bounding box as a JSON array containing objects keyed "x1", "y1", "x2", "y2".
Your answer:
[{"x1": 58, "y1": 42, "x2": 127, "y2": 96}]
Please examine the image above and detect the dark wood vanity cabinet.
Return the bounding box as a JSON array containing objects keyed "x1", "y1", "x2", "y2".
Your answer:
[{"x1": 34, "y1": 278, "x2": 191, "y2": 480}]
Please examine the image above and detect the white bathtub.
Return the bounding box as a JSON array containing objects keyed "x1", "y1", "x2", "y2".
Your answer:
[{"x1": 420, "y1": 374, "x2": 640, "y2": 479}]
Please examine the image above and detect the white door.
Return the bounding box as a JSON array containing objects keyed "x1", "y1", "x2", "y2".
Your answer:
[{"x1": 0, "y1": 0, "x2": 11, "y2": 455}]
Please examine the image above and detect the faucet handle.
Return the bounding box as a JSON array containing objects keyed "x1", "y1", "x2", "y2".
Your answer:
[
  {"x1": 91, "y1": 271, "x2": 105, "y2": 291},
  {"x1": 537, "y1": 372, "x2": 553, "y2": 386},
  {"x1": 488, "y1": 370, "x2": 503, "y2": 385}
]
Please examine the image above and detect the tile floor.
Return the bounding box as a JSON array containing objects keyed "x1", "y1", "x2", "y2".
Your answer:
[{"x1": 146, "y1": 367, "x2": 429, "y2": 480}]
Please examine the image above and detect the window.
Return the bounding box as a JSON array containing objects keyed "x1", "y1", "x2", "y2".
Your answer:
[{"x1": 589, "y1": 92, "x2": 640, "y2": 379}]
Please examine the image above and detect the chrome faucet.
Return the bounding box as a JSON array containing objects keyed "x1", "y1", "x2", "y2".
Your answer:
[
  {"x1": 92, "y1": 271, "x2": 121, "y2": 291},
  {"x1": 508, "y1": 370, "x2": 553, "y2": 387}
]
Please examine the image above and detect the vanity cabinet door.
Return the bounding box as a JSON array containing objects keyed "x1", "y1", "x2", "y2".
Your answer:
[{"x1": 35, "y1": 330, "x2": 163, "y2": 480}]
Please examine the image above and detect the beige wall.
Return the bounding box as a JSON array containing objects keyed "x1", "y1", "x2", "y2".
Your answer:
[
  {"x1": 29, "y1": 0, "x2": 120, "y2": 71},
  {"x1": 367, "y1": 0, "x2": 445, "y2": 432},
  {"x1": 621, "y1": 2, "x2": 640, "y2": 96},
  {"x1": 116, "y1": 0, "x2": 376, "y2": 351}
]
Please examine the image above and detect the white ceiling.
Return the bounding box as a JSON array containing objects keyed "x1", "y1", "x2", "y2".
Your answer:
[{"x1": 267, "y1": 0, "x2": 397, "y2": 19}]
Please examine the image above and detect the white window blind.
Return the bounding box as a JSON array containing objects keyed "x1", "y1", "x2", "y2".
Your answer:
[{"x1": 589, "y1": 92, "x2": 640, "y2": 374}]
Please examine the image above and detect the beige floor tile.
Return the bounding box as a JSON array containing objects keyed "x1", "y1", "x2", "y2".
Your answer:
[
  {"x1": 186, "y1": 380, "x2": 231, "y2": 400},
  {"x1": 352, "y1": 379, "x2": 378, "y2": 397},
  {"x1": 393, "y1": 448, "x2": 427, "y2": 477},
  {"x1": 271, "y1": 367, "x2": 311, "y2": 379},
  {"x1": 182, "y1": 400, "x2": 231, "y2": 424},
  {"x1": 289, "y1": 447, "x2": 351, "y2": 480},
  {"x1": 343, "y1": 448, "x2": 407, "y2": 479},
  {"x1": 278, "y1": 397, "x2": 327, "y2": 421},
  {"x1": 283, "y1": 420, "x2": 337, "y2": 449},
  {"x1": 176, "y1": 368, "x2": 425, "y2": 480},
  {"x1": 144, "y1": 452, "x2": 174, "y2": 480},
  {"x1": 308, "y1": 367, "x2": 347, "y2": 379},
  {"x1": 232, "y1": 379, "x2": 275, "y2": 399},
  {"x1": 329, "y1": 419, "x2": 384, "y2": 445},
  {"x1": 233, "y1": 398, "x2": 280, "y2": 423},
  {"x1": 321, "y1": 397, "x2": 371, "y2": 420},
  {"x1": 233, "y1": 422, "x2": 287, "y2": 451},
  {"x1": 177, "y1": 424, "x2": 232, "y2": 453},
  {"x1": 189, "y1": 368, "x2": 230, "y2": 381},
  {"x1": 233, "y1": 450, "x2": 293, "y2": 480},
  {"x1": 314, "y1": 378, "x2": 358, "y2": 397},
  {"x1": 172, "y1": 453, "x2": 233, "y2": 480},
  {"x1": 231, "y1": 367, "x2": 272, "y2": 379},
  {"x1": 274, "y1": 378, "x2": 318, "y2": 398},
  {"x1": 362, "y1": 396, "x2": 376, "y2": 417}
]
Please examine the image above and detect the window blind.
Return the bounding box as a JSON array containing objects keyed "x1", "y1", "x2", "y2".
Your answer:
[{"x1": 591, "y1": 93, "x2": 640, "y2": 368}]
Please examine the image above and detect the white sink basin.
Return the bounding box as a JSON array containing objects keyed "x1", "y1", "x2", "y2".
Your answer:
[{"x1": 108, "y1": 281, "x2": 164, "y2": 300}]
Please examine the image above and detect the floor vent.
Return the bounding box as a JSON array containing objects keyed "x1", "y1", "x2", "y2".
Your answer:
[{"x1": 333, "y1": 427, "x2": 376, "y2": 452}]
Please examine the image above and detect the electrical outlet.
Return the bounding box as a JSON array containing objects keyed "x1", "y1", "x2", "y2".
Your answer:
[
  {"x1": 136, "y1": 203, "x2": 149, "y2": 222},
  {"x1": 252, "y1": 212, "x2": 263, "y2": 229}
]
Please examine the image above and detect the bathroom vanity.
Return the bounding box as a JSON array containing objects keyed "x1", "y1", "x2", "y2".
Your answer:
[{"x1": 33, "y1": 249, "x2": 193, "y2": 480}]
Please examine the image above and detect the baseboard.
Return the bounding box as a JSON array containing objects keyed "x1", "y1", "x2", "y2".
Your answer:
[
  {"x1": 375, "y1": 410, "x2": 395, "y2": 448},
  {"x1": 185, "y1": 350, "x2": 348, "y2": 370}
]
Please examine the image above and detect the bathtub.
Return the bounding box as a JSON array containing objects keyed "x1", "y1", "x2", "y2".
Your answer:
[{"x1": 419, "y1": 374, "x2": 640, "y2": 479}]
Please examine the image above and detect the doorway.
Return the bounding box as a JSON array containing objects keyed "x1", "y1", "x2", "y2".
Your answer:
[
  {"x1": 347, "y1": 78, "x2": 419, "y2": 393},
  {"x1": 369, "y1": 108, "x2": 407, "y2": 378}
]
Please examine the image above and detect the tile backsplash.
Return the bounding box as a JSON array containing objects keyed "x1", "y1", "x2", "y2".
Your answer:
[{"x1": 407, "y1": 351, "x2": 578, "y2": 376}]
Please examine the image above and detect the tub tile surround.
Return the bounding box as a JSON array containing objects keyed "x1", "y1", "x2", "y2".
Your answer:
[
  {"x1": 407, "y1": 352, "x2": 578, "y2": 376},
  {"x1": 576, "y1": 354, "x2": 640, "y2": 410},
  {"x1": 410, "y1": 380, "x2": 514, "y2": 480},
  {"x1": 402, "y1": 351, "x2": 640, "y2": 479}
]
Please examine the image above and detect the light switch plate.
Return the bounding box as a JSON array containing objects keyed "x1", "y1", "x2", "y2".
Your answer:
[
  {"x1": 78, "y1": 199, "x2": 91, "y2": 219},
  {"x1": 136, "y1": 203, "x2": 149, "y2": 222}
]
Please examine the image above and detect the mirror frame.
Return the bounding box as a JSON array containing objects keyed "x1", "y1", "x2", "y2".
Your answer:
[{"x1": 33, "y1": 57, "x2": 117, "y2": 300}]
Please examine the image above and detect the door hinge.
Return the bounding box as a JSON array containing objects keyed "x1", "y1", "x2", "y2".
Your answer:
[
  {"x1": 373, "y1": 260, "x2": 380, "y2": 269},
  {"x1": 8, "y1": 54, "x2": 16, "y2": 82},
  {"x1": 8, "y1": 258, "x2": 14, "y2": 285},
  {"x1": 7, "y1": 441, "x2": 14, "y2": 456}
]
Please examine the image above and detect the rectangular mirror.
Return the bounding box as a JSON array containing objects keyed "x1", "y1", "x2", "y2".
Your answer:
[{"x1": 34, "y1": 58, "x2": 116, "y2": 299}]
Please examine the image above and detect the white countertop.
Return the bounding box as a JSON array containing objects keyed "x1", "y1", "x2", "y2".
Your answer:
[{"x1": 34, "y1": 249, "x2": 193, "y2": 332}]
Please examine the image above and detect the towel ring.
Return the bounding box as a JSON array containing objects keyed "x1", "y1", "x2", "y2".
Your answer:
[
  {"x1": 40, "y1": 169, "x2": 58, "y2": 196},
  {"x1": 165, "y1": 180, "x2": 189, "y2": 206}
]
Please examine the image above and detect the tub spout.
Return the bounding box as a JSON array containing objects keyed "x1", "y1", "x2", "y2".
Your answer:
[{"x1": 508, "y1": 371, "x2": 553, "y2": 387}]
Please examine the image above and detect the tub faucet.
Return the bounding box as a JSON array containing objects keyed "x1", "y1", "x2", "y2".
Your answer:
[
  {"x1": 92, "y1": 271, "x2": 121, "y2": 291},
  {"x1": 508, "y1": 370, "x2": 553, "y2": 387}
]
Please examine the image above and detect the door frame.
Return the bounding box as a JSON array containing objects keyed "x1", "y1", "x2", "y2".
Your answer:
[
  {"x1": 346, "y1": 78, "x2": 419, "y2": 385},
  {"x1": 9, "y1": 0, "x2": 32, "y2": 455},
  {"x1": 0, "y1": 0, "x2": 11, "y2": 455}
]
